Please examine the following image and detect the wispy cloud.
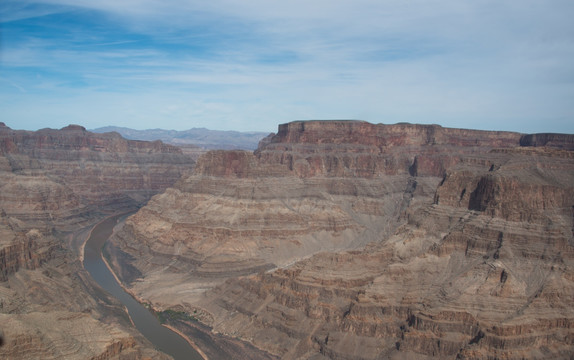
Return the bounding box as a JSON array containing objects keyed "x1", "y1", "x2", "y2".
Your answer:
[{"x1": 1, "y1": 0, "x2": 573, "y2": 132}]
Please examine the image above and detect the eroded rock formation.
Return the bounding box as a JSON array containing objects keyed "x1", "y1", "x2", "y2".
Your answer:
[
  {"x1": 108, "y1": 120, "x2": 574, "y2": 359},
  {"x1": 0, "y1": 218, "x2": 171, "y2": 359},
  {"x1": 0, "y1": 123, "x2": 194, "y2": 359},
  {"x1": 0, "y1": 123, "x2": 192, "y2": 229}
]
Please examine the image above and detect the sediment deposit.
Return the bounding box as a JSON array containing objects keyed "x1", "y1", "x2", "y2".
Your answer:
[{"x1": 109, "y1": 120, "x2": 574, "y2": 359}]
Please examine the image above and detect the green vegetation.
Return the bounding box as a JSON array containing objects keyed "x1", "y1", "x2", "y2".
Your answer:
[{"x1": 156, "y1": 309, "x2": 197, "y2": 324}]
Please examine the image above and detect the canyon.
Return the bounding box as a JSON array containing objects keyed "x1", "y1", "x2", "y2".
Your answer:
[
  {"x1": 1, "y1": 119, "x2": 573, "y2": 359},
  {"x1": 108, "y1": 120, "x2": 574, "y2": 359},
  {"x1": 0, "y1": 122, "x2": 193, "y2": 359}
]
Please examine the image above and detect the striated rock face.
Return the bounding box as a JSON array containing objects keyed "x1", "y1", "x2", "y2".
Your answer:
[
  {"x1": 258, "y1": 121, "x2": 522, "y2": 178},
  {"x1": 0, "y1": 218, "x2": 170, "y2": 359},
  {"x1": 0, "y1": 123, "x2": 193, "y2": 359},
  {"x1": 0, "y1": 222, "x2": 58, "y2": 282},
  {"x1": 0, "y1": 123, "x2": 193, "y2": 229},
  {"x1": 197, "y1": 134, "x2": 574, "y2": 359},
  {"x1": 108, "y1": 120, "x2": 574, "y2": 359}
]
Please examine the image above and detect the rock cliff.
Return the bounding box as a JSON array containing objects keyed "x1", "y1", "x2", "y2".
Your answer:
[
  {"x1": 108, "y1": 120, "x2": 574, "y2": 358},
  {"x1": 0, "y1": 123, "x2": 193, "y2": 359},
  {"x1": 0, "y1": 123, "x2": 193, "y2": 229},
  {"x1": 0, "y1": 218, "x2": 170, "y2": 359}
]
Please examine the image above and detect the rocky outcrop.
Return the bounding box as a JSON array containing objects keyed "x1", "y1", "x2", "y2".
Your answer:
[
  {"x1": 520, "y1": 133, "x2": 574, "y2": 150},
  {"x1": 0, "y1": 222, "x2": 58, "y2": 281},
  {"x1": 0, "y1": 123, "x2": 194, "y2": 359},
  {"x1": 0, "y1": 123, "x2": 193, "y2": 229},
  {"x1": 191, "y1": 131, "x2": 574, "y2": 359},
  {"x1": 108, "y1": 120, "x2": 574, "y2": 359}
]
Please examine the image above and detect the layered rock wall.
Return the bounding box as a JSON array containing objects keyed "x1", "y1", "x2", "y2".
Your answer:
[
  {"x1": 260, "y1": 121, "x2": 522, "y2": 177},
  {"x1": 0, "y1": 224, "x2": 58, "y2": 281},
  {"x1": 194, "y1": 146, "x2": 574, "y2": 359},
  {"x1": 0, "y1": 122, "x2": 193, "y2": 359},
  {"x1": 107, "y1": 120, "x2": 574, "y2": 359},
  {"x1": 520, "y1": 133, "x2": 574, "y2": 150},
  {"x1": 0, "y1": 123, "x2": 193, "y2": 228}
]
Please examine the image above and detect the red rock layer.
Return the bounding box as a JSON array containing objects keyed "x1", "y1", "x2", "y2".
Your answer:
[
  {"x1": 0, "y1": 123, "x2": 193, "y2": 228},
  {"x1": 258, "y1": 121, "x2": 522, "y2": 177},
  {"x1": 0, "y1": 122, "x2": 192, "y2": 359},
  {"x1": 198, "y1": 139, "x2": 574, "y2": 359},
  {"x1": 110, "y1": 120, "x2": 574, "y2": 359}
]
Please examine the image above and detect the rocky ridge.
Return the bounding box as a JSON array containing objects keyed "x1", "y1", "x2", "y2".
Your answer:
[
  {"x1": 0, "y1": 123, "x2": 194, "y2": 359},
  {"x1": 108, "y1": 120, "x2": 574, "y2": 358},
  {"x1": 0, "y1": 122, "x2": 192, "y2": 229}
]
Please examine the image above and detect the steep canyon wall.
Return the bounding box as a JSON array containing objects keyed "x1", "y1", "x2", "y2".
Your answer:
[
  {"x1": 108, "y1": 120, "x2": 574, "y2": 359},
  {"x1": 0, "y1": 123, "x2": 193, "y2": 359},
  {"x1": 0, "y1": 122, "x2": 193, "y2": 229}
]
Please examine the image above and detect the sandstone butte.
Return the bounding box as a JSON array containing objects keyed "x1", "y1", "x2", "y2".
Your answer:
[
  {"x1": 106, "y1": 120, "x2": 574, "y2": 359},
  {"x1": 0, "y1": 122, "x2": 193, "y2": 359},
  {"x1": 1, "y1": 120, "x2": 573, "y2": 360}
]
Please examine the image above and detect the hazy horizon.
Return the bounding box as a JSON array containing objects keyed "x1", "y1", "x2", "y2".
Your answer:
[{"x1": 3, "y1": 118, "x2": 574, "y2": 135}]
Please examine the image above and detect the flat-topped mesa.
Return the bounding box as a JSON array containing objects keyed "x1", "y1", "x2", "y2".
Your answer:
[
  {"x1": 270, "y1": 120, "x2": 521, "y2": 147},
  {"x1": 188, "y1": 121, "x2": 573, "y2": 181},
  {"x1": 257, "y1": 121, "x2": 522, "y2": 178}
]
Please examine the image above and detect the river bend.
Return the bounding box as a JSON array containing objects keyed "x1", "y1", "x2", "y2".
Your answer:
[{"x1": 83, "y1": 214, "x2": 202, "y2": 360}]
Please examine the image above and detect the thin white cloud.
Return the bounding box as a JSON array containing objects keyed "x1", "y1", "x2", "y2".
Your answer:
[
  {"x1": 1, "y1": 0, "x2": 573, "y2": 133},
  {"x1": 0, "y1": 77, "x2": 27, "y2": 93}
]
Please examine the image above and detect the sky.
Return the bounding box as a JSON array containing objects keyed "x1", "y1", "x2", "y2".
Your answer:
[{"x1": 1, "y1": 0, "x2": 573, "y2": 133}]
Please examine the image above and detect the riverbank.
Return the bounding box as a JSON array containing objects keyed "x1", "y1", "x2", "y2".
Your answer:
[
  {"x1": 97, "y1": 216, "x2": 210, "y2": 360},
  {"x1": 82, "y1": 212, "x2": 205, "y2": 360},
  {"x1": 163, "y1": 324, "x2": 210, "y2": 360},
  {"x1": 91, "y1": 212, "x2": 280, "y2": 360}
]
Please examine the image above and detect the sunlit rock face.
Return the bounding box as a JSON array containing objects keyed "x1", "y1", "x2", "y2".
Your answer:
[{"x1": 109, "y1": 120, "x2": 574, "y2": 359}]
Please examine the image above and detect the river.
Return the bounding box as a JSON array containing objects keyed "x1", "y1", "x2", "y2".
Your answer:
[{"x1": 83, "y1": 213, "x2": 203, "y2": 360}]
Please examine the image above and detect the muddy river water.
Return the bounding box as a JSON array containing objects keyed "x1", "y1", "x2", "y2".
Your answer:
[{"x1": 83, "y1": 213, "x2": 203, "y2": 360}]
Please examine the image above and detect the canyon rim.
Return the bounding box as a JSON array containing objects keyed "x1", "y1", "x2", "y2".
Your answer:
[{"x1": 1, "y1": 120, "x2": 573, "y2": 359}]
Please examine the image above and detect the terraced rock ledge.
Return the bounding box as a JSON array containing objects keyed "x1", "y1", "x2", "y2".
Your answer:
[{"x1": 109, "y1": 120, "x2": 574, "y2": 359}]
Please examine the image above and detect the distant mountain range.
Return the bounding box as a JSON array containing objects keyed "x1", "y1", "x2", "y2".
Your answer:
[{"x1": 91, "y1": 126, "x2": 270, "y2": 150}]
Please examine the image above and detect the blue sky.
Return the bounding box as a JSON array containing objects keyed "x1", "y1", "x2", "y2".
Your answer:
[{"x1": 1, "y1": 0, "x2": 573, "y2": 133}]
